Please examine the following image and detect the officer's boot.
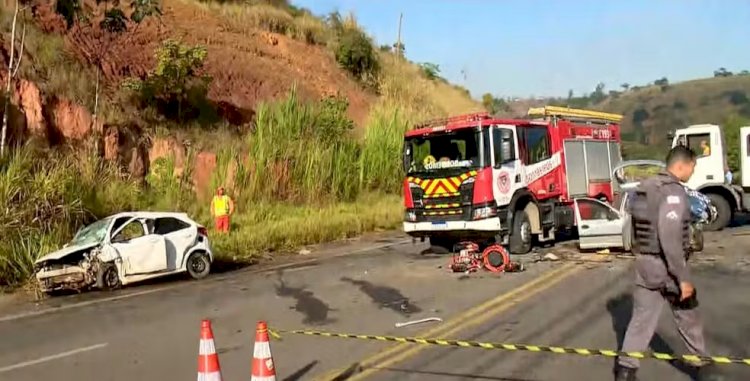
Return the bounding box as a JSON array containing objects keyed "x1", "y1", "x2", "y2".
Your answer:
[{"x1": 614, "y1": 364, "x2": 637, "y2": 381}]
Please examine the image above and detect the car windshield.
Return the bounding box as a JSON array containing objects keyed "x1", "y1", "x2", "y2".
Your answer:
[
  {"x1": 404, "y1": 129, "x2": 485, "y2": 175},
  {"x1": 70, "y1": 218, "x2": 112, "y2": 246}
]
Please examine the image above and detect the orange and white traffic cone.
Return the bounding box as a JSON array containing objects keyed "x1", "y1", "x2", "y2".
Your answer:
[
  {"x1": 251, "y1": 321, "x2": 276, "y2": 381},
  {"x1": 198, "y1": 319, "x2": 223, "y2": 381}
]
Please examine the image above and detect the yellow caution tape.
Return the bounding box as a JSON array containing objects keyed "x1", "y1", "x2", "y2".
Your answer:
[{"x1": 269, "y1": 328, "x2": 750, "y2": 366}]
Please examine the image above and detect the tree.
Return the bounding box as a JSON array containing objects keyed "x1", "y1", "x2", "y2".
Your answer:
[
  {"x1": 621, "y1": 83, "x2": 630, "y2": 91},
  {"x1": 654, "y1": 77, "x2": 669, "y2": 92},
  {"x1": 419, "y1": 62, "x2": 440, "y2": 80},
  {"x1": 54, "y1": 0, "x2": 162, "y2": 146},
  {"x1": 481, "y1": 93, "x2": 509, "y2": 115},
  {"x1": 1, "y1": 0, "x2": 27, "y2": 157},
  {"x1": 740, "y1": 70, "x2": 750, "y2": 76},
  {"x1": 714, "y1": 67, "x2": 733, "y2": 77},
  {"x1": 123, "y1": 40, "x2": 211, "y2": 122},
  {"x1": 589, "y1": 82, "x2": 606, "y2": 104}
]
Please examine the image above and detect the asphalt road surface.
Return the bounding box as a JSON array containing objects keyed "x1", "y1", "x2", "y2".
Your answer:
[{"x1": 1, "y1": 230, "x2": 750, "y2": 381}]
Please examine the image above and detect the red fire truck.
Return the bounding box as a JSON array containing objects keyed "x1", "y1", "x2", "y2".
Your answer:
[{"x1": 402, "y1": 106, "x2": 624, "y2": 254}]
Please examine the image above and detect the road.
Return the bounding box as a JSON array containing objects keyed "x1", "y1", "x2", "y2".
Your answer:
[{"x1": 1, "y1": 230, "x2": 750, "y2": 381}]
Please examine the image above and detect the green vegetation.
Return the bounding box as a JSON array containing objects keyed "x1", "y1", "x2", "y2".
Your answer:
[
  {"x1": 0, "y1": 0, "x2": 480, "y2": 290},
  {"x1": 0, "y1": 89, "x2": 413, "y2": 289},
  {"x1": 123, "y1": 39, "x2": 214, "y2": 123}
]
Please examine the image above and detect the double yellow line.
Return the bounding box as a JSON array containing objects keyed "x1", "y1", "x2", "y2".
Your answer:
[{"x1": 312, "y1": 262, "x2": 582, "y2": 381}]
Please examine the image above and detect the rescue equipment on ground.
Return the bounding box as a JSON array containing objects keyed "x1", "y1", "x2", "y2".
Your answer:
[{"x1": 448, "y1": 242, "x2": 521, "y2": 274}]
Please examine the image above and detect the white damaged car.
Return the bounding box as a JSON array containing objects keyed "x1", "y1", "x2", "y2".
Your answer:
[
  {"x1": 34, "y1": 212, "x2": 214, "y2": 293},
  {"x1": 573, "y1": 160, "x2": 716, "y2": 252}
]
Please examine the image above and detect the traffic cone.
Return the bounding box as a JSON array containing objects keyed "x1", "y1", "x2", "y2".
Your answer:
[
  {"x1": 198, "y1": 319, "x2": 223, "y2": 381},
  {"x1": 251, "y1": 321, "x2": 276, "y2": 381}
]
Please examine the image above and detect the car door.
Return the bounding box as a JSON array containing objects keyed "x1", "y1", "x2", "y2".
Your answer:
[
  {"x1": 153, "y1": 217, "x2": 197, "y2": 271},
  {"x1": 110, "y1": 218, "x2": 168, "y2": 275},
  {"x1": 574, "y1": 198, "x2": 625, "y2": 250}
]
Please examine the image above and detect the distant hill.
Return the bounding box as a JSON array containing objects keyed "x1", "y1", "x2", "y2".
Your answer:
[{"x1": 497, "y1": 73, "x2": 750, "y2": 159}]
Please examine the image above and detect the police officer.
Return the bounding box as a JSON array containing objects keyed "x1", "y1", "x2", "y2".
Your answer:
[{"x1": 615, "y1": 146, "x2": 723, "y2": 381}]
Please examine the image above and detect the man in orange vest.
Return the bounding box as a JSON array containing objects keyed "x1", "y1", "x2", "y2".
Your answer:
[{"x1": 210, "y1": 186, "x2": 234, "y2": 233}]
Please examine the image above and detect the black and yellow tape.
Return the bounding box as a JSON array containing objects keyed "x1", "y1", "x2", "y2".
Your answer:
[{"x1": 269, "y1": 328, "x2": 750, "y2": 366}]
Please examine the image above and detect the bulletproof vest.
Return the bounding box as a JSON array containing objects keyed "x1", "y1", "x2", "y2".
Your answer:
[{"x1": 629, "y1": 174, "x2": 690, "y2": 255}]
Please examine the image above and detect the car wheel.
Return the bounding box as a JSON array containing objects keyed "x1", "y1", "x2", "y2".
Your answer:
[
  {"x1": 96, "y1": 262, "x2": 121, "y2": 290},
  {"x1": 186, "y1": 252, "x2": 211, "y2": 280},
  {"x1": 509, "y1": 209, "x2": 532, "y2": 254}
]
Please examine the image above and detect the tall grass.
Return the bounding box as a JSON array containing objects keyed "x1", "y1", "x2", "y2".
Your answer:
[{"x1": 0, "y1": 146, "x2": 143, "y2": 287}]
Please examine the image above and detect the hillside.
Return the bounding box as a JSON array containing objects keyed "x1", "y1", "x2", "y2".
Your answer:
[
  {"x1": 596, "y1": 75, "x2": 750, "y2": 146},
  {"x1": 496, "y1": 74, "x2": 750, "y2": 159},
  {"x1": 0, "y1": 0, "x2": 481, "y2": 289}
]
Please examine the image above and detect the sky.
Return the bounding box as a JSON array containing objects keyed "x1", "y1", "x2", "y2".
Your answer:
[{"x1": 292, "y1": 0, "x2": 750, "y2": 99}]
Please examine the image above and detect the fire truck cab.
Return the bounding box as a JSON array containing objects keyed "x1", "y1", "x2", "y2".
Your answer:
[{"x1": 402, "y1": 106, "x2": 624, "y2": 254}]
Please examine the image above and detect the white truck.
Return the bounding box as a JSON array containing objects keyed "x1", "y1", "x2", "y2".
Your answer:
[{"x1": 670, "y1": 123, "x2": 750, "y2": 231}]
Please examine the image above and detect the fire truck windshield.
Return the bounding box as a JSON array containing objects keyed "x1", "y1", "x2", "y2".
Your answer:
[{"x1": 404, "y1": 129, "x2": 487, "y2": 175}]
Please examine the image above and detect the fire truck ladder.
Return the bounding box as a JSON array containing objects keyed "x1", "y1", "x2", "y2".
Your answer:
[
  {"x1": 413, "y1": 112, "x2": 491, "y2": 130},
  {"x1": 527, "y1": 106, "x2": 623, "y2": 124}
]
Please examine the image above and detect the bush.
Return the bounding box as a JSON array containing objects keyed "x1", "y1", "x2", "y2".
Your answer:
[
  {"x1": 123, "y1": 40, "x2": 215, "y2": 123},
  {"x1": 332, "y1": 26, "x2": 379, "y2": 83}
]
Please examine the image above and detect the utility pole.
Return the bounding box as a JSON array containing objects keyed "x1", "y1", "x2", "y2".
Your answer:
[{"x1": 396, "y1": 12, "x2": 403, "y2": 58}]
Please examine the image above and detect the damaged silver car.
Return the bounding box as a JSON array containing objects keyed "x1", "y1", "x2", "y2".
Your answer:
[
  {"x1": 573, "y1": 160, "x2": 716, "y2": 252},
  {"x1": 34, "y1": 212, "x2": 214, "y2": 293}
]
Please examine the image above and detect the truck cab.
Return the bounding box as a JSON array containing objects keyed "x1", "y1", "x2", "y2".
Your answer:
[{"x1": 671, "y1": 124, "x2": 750, "y2": 230}]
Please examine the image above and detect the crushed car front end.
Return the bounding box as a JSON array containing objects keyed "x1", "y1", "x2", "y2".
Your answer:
[{"x1": 34, "y1": 246, "x2": 102, "y2": 293}]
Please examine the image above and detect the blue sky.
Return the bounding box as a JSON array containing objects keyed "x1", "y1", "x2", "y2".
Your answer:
[{"x1": 292, "y1": 0, "x2": 750, "y2": 99}]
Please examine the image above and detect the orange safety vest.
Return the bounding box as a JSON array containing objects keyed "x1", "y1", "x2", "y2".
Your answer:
[{"x1": 212, "y1": 195, "x2": 231, "y2": 217}]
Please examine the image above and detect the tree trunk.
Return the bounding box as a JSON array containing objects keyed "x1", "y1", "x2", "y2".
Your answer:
[{"x1": 1, "y1": 1, "x2": 21, "y2": 157}]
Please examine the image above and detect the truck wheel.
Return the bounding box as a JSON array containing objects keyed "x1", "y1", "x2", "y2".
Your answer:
[
  {"x1": 429, "y1": 237, "x2": 455, "y2": 254},
  {"x1": 509, "y1": 209, "x2": 532, "y2": 254},
  {"x1": 704, "y1": 193, "x2": 731, "y2": 231}
]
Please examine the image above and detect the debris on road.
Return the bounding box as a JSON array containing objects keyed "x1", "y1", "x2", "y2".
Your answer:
[
  {"x1": 543, "y1": 253, "x2": 560, "y2": 261},
  {"x1": 395, "y1": 317, "x2": 443, "y2": 328}
]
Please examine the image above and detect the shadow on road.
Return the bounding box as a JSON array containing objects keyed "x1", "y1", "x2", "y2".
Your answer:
[
  {"x1": 374, "y1": 367, "x2": 538, "y2": 380},
  {"x1": 324, "y1": 363, "x2": 537, "y2": 381},
  {"x1": 276, "y1": 271, "x2": 337, "y2": 325},
  {"x1": 282, "y1": 360, "x2": 318, "y2": 381},
  {"x1": 606, "y1": 292, "x2": 700, "y2": 379},
  {"x1": 340, "y1": 277, "x2": 422, "y2": 316}
]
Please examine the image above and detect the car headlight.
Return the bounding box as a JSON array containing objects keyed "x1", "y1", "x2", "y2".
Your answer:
[{"x1": 472, "y1": 206, "x2": 496, "y2": 220}]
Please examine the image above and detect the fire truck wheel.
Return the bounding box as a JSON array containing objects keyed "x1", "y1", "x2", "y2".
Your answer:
[
  {"x1": 509, "y1": 209, "x2": 532, "y2": 254},
  {"x1": 429, "y1": 237, "x2": 455, "y2": 254}
]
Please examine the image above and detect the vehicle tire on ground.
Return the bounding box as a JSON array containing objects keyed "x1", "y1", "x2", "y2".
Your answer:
[
  {"x1": 428, "y1": 237, "x2": 456, "y2": 254},
  {"x1": 509, "y1": 209, "x2": 532, "y2": 254},
  {"x1": 622, "y1": 218, "x2": 633, "y2": 253},
  {"x1": 96, "y1": 262, "x2": 121, "y2": 290},
  {"x1": 704, "y1": 193, "x2": 731, "y2": 231},
  {"x1": 186, "y1": 252, "x2": 211, "y2": 280},
  {"x1": 689, "y1": 224, "x2": 704, "y2": 253}
]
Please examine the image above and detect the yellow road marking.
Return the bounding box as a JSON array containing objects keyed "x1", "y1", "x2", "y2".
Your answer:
[{"x1": 312, "y1": 263, "x2": 581, "y2": 381}]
